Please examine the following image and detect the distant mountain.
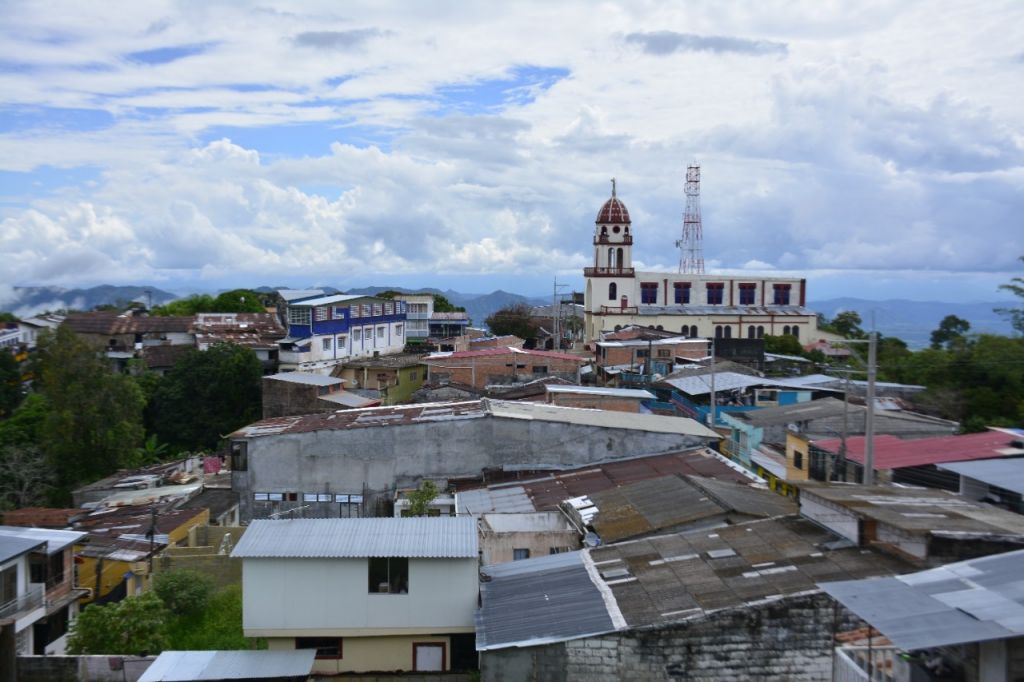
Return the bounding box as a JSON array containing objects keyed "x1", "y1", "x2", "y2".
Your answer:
[
  {"x1": 1, "y1": 285, "x2": 178, "y2": 317},
  {"x1": 809, "y1": 298, "x2": 1015, "y2": 348}
]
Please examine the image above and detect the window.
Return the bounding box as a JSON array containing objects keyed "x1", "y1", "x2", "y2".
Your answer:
[
  {"x1": 657, "y1": 349, "x2": 671, "y2": 358},
  {"x1": 384, "y1": 302, "x2": 394, "y2": 315},
  {"x1": 791, "y1": 326, "x2": 799, "y2": 340},
  {"x1": 361, "y1": 304, "x2": 371, "y2": 316},
  {"x1": 409, "y1": 371, "x2": 417, "y2": 381},
  {"x1": 30, "y1": 553, "x2": 47, "y2": 584},
  {"x1": 640, "y1": 282, "x2": 658, "y2": 304},
  {"x1": 706, "y1": 283, "x2": 724, "y2": 305},
  {"x1": 337, "y1": 494, "x2": 363, "y2": 518},
  {"x1": 287, "y1": 307, "x2": 311, "y2": 326},
  {"x1": 793, "y1": 450, "x2": 804, "y2": 470},
  {"x1": 513, "y1": 548, "x2": 530, "y2": 561},
  {"x1": 715, "y1": 326, "x2": 723, "y2": 339},
  {"x1": 674, "y1": 282, "x2": 691, "y2": 304},
  {"x1": 351, "y1": 305, "x2": 361, "y2": 319},
  {"x1": 773, "y1": 283, "x2": 792, "y2": 305},
  {"x1": 0, "y1": 566, "x2": 15, "y2": 604},
  {"x1": 748, "y1": 325, "x2": 756, "y2": 339},
  {"x1": 230, "y1": 442, "x2": 247, "y2": 471},
  {"x1": 757, "y1": 326, "x2": 764, "y2": 338},
  {"x1": 267, "y1": 493, "x2": 284, "y2": 501},
  {"x1": 373, "y1": 304, "x2": 383, "y2": 316},
  {"x1": 336, "y1": 335, "x2": 347, "y2": 350},
  {"x1": 314, "y1": 306, "x2": 329, "y2": 322},
  {"x1": 296, "y1": 637, "x2": 343, "y2": 659},
  {"x1": 396, "y1": 324, "x2": 403, "y2": 336},
  {"x1": 377, "y1": 326, "x2": 385, "y2": 338},
  {"x1": 608, "y1": 282, "x2": 617, "y2": 301},
  {"x1": 368, "y1": 557, "x2": 409, "y2": 593},
  {"x1": 739, "y1": 283, "x2": 756, "y2": 305},
  {"x1": 783, "y1": 325, "x2": 791, "y2": 336},
  {"x1": 334, "y1": 306, "x2": 348, "y2": 318},
  {"x1": 322, "y1": 337, "x2": 332, "y2": 351},
  {"x1": 254, "y1": 492, "x2": 269, "y2": 501},
  {"x1": 690, "y1": 325, "x2": 698, "y2": 338},
  {"x1": 532, "y1": 365, "x2": 548, "y2": 374},
  {"x1": 724, "y1": 326, "x2": 732, "y2": 338}
]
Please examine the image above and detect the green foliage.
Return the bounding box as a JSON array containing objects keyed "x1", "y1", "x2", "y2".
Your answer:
[
  {"x1": 930, "y1": 315, "x2": 971, "y2": 350},
  {"x1": 828, "y1": 311, "x2": 866, "y2": 339},
  {"x1": 37, "y1": 326, "x2": 145, "y2": 498},
  {"x1": 135, "y1": 434, "x2": 171, "y2": 465},
  {"x1": 432, "y1": 294, "x2": 465, "y2": 313},
  {"x1": 146, "y1": 343, "x2": 262, "y2": 451},
  {"x1": 485, "y1": 303, "x2": 537, "y2": 338},
  {"x1": 0, "y1": 351, "x2": 23, "y2": 418},
  {"x1": 163, "y1": 584, "x2": 258, "y2": 651},
  {"x1": 0, "y1": 444, "x2": 55, "y2": 509},
  {"x1": 67, "y1": 592, "x2": 169, "y2": 655},
  {"x1": 153, "y1": 569, "x2": 212, "y2": 616},
  {"x1": 0, "y1": 393, "x2": 49, "y2": 447},
  {"x1": 154, "y1": 294, "x2": 216, "y2": 316},
  {"x1": 0, "y1": 312, "x2": 17, "y2": 324},
  {"x1": 152, "y1": 289, "x2": 266, "y2": 316},
  {"x1": 762, "y1": 334, "x2": 803, "y2": 356},
  {"x1": 995, "y1": 256, "x2": 1024, "y2": 335},
  {"x1": 406, "y1": 480, "x2": 439, "y2": 517}
]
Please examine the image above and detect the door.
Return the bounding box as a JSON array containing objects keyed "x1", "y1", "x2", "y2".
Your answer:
[{"x1": 413, "y1": 643, "x2": 445, "y2": 672}]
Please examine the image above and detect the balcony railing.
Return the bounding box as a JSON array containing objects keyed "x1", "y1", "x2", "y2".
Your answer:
[
  {"x1": 595, "y1": 235, "x2": 633, "y2": 245},
  {"x1": 598, "y1": 305, "x2": 639, "y2": 314},
  {"x1": 834, "y1": 646, "x2": 898, "y2": 682},
  {"x1": 584, "y1": 267, "x2": 635, "y2": 277},
  {"x1": 0, "y1": 584, "x2": 44, "y2": 621},
  {"x1": 406, "y1": 313, "x2": 430, "y2": 320}
]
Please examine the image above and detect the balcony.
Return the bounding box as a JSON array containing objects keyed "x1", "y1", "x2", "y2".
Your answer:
[
  {"x1": 0, "y1": 583, "x2": 44, "y2": 621},
  {"x1": 584, "y1": 266, "x2": 635, "y2": 277},
  {"x1": 406, "y1": 312, "x2": 430, "y2": 320},
  {"x1": 598, "y1": 305, "x2": 639, "y2": 314},
  {"x1": 594, "y1": 235, "x2": 633, "y2": 245},
  {"x1": 834, "y1": 645, "x2": 899, "y2": 682}
]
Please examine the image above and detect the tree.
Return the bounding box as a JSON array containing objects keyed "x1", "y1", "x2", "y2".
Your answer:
[
  {"x1": 405, "y1": 480, "x2": 439, "y2": 517},
  {"x1": 0, "y1": 444, "x2": 55, "y2": 509},
  {"x1": 0, "y1": 393, "x2": 49, "y2": 447},
  {"x1": 0, "y1": 351, "x2": 23, "y2": 418},
  {"x1": 147, "y1": 343, "x2": 262, "y2": 451},
  {"x1": 485, "y1": 304, "x2": 538, "y2": 339},
  {"x1": 211, "y1": 289, "x2": 268, "y2": 313},
  {"x1": 153, "y1": 294, "x2": 216, "y2": 316},
  {"x1": 996, "y1": 256, "x2": 1024, "y2": 334},
  {"x1": 432, "y1": 294, "x2": 465, "y2": 313},
  {"x1": 762, "y1": 334, "x2": 803, "y2": 356},
  {"x1": 37, "y1": 326, "x2": 145, "y2": 497},
  {"x1": 153, "y1": 569, "x2": 212, "y2": 616},
  {"x1": 828, "y1": 311, "x2": 866, "y2": 339},
  {"x1": 930, "y1": 315, "x2": 971, "y2": 350},
  {"x1": 67, "y1": 592, "x2": 169, "y2": 655}
]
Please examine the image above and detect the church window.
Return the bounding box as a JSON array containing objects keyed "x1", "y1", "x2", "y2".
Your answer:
[
  {"x1": 706, "y1": 283, "x2": 724, "y2": 305},
  {"x1": 616, "y1": 247, "x2": 623, "y2": 268},
  {"x1": 715, "y1": 326, "x2": 723, "y2": 338},
  {"x1": 739, "y1": 283, "x2": 756, "y2": 305},
  {"x1": 748, "y1": 326, "x2": 756, "y2": 339},
  {"x1": 757, "y1": 326, "x2": 764, "y2": 338},
  {"x1": 791, "y1": 326, "x2": 799, "y2": 340},
  {"x1": 640, "y1": 283, "x2": 658, "y2": 304},
  {"x1": 674, "y1": 282, "x2": 691, "y2": 304},
  {"x1": 773, "y1": 284, "x2": 792, "y2": 305},
  {"x1": 608, "y1": 283, "x2": 617, "y2": 301},
  {"x1": 783, "y1": 325, "x2": 791, "y2": 335},
  {"x1": 724, "y1": 326, "x2": 732, "y2": 338}
]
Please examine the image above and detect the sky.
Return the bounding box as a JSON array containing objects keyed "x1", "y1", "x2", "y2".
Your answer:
[{"x1": 1, "y1": 1, "x2": 1023, "y2": 304}]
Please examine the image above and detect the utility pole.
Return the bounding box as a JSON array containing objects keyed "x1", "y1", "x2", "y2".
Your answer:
[
  {"x1": 709, "y1": 337, "x2": 717, "y2": 428},
  {"x1": 863, "y1": 331, "x2": 878, "y2": 486},
  {"x1": 552, "y1": 279, "x2": 567, "y2": 350}
]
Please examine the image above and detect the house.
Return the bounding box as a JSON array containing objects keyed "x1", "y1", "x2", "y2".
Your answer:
[
  {"x1": 392, "y1": 293, "x2": 470, "y2": 341},
  {"x1": 228, "y1": 400, "x2": 719, "y2": 522},
  {"x1": 0, "y1": 526, "x2": 87, "y2": 656},
  {"x1": 821, "y1": 550, "x2": 1024, "y2": 682},
  {"x1": 582, "y1": 181, "x2": 826, "y2": 344},
  {"x1": 16, "y1": 314, "x2": 63, "y2": 350},
  {"x1": 71, "y1": 456, "x2": 205, "y2": 508},
  {"x1": 232, "y1": 517, "x2": 479, "y2": 674},
  {"x1": 544, "y1": 385, "x2": 655, "y2": 413},
  {"x1": 141, "y1": 344, "x2": 192, "y2": 376},
  {"x1": 478, "y1": 513, "x2": 579, "y2": 565},
  {"x1": 937, "y1": 454, "x2": 1024, "y2": 513},
  {"x1": 476, "y1": 517, "x2": 911, "y2": 681},
  {"x1": 277, "y1": 292, "x2": 407, "y2": 372},
  {"x1": 261, "y1": 372, "x2": 378, "y2": 418},
  {"x1": 62, "y1": 311, "x2": 195, "y2": 353},
  {"x1": 470, "y1": 334, "x2": 525, "y2": 350},
  {"x1": 810, "y1": 427, "x2": 1024, "y2": 487},
  {"x1": 193, "y1": 312, "x2": 285, "y2": 371},
  {"x1": 595, "y1": 337, "x2": 708, "y2": 378},
  {"x1": 796, "y1": 482, "x2": 1024, "y2": 566},
  {"x1": 425, "y1": 347, "x2": 586, "y2": 390},
  {"x1": 333, "y1": 354, "x2": 427, "y2": 405}
]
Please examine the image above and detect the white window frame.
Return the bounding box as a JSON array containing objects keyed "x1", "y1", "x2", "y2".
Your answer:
[
  {"x1": 288, "y1": 307, "x2": 311, "y2": 326},
  {"x1": 353, "y1": 329, "x2": 362, "y2": 341},
  {"x1": 377, "y1": 326, "x2": 385, "y2": 339},
  {"x1": 322, "y1": 337, "x2": 332, "y2": 351}
]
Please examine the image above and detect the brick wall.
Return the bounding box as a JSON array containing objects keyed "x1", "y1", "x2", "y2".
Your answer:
[
  {"x1": 547, "y1": 393, "x2": 644, "y2": 413},
  {"x1": 428, "y1": 353, "x2": 581, "y2": 389},
  {"x1": 262, "y1": 378, "x2": 333, "y2": 418},
  {"x1": 481, "y1": 593, "x2": 856, "y2": 682}
]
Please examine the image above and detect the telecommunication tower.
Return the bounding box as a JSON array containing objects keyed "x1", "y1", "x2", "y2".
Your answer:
[{"x1": 676, "y1": 164, "x2": 705, "y2": 274}]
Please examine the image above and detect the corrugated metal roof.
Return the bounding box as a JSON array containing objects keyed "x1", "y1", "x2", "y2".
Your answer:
[
  {"x1": 545, "y1": 385, "x2": 655, "y2": 399},
  {"x1": 289, "y1": 293, "x2": 369, "y2": 307},
  {"x1": 477, "y1": 551, "x2": 619, "y2": 650},
  {"x1": 277, "y1": 289, "x2": 325, "y2": 302},
  {"x1": 661, "y1": 371, "x2": 796, "y2": 397},
  {"x1": 0, "y1": 535, "x2": 45, "y2": 563},
  {"x1": 938, "y1": 458, "x2": 1024, "y2": 495},
  {"x1": 427, "y1": 347, "x2": 585, "y2": 362},
  {"x1": 457, "y1": 486, "x2": 535, "y2": 514},
  {"x1": 0, "y1": 526, "x2": 86, "y2": 555},
  {"x1": 319, "y1": 391, "x2": 379, "y2": 408},
  {"x1": 265, "y1": 372, "x2": 343, "y2": 386},
  {"x1": 231, "y1": 517, "x2": 479, "y2": 558},
  {"x1": 814, "y1": 429, "x2": 1024, "y2": 469},
  {"x1": 820, "y1": 549, "x2": 1024, "y2": 651},
  {"x1": 139, "y1": 650, "x2": 316, "y2": 681}
]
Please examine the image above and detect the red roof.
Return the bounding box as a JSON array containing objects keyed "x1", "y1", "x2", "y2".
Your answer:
[
  {"x1": 429, "y1": 347, "x2": 585, "y2": 363},
  {"x1": 813, "y1": 430, "x2": 1022, "y2": 470},
  {"x1": 596, "y1": 196, "x2": 630, "y2": 224}
]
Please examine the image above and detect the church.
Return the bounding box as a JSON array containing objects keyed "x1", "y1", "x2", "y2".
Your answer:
[{"x1": 582, "y1": 181, "x2": 823, "y2": 344}]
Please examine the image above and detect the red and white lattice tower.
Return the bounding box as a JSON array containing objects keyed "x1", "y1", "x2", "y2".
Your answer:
[{"x1": 676, "y1": 164, "x2": 705, "y2": 274}]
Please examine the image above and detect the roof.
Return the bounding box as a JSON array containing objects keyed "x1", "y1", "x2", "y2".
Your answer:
[
  {"x1": 631, "y1": 304, "x2": 815, "y2": 317},
  {"x1": 732, "y1": 397, "x2": 849, "y2": 427},
  {"x1": 796, "y1": 482, "x2": 1024, "y2": 537},
  {"x1": 264, "y1": 372, "x2": 343, "y2": 387},
  {"x1": 597, "y1": 338, "x2": 707, "y2": 348},
  {"x1": 139, "y1": 650, "x2": 316, "y2": 681},
  {"x1": 596, "y1": 192, "x2": 630, "y2": 223},
  {"x1": 545, "y1": 385, "x2": 655, "y2": 400},
  {"x1": 63, "y1": 312, "x2": 194, "y2": 335},
  {"x1": 230, "y1": 398, "x2": 718, "y2": 440},
  {"x1": 338, "y1": 353, "x2": 426, "y2": 369},
  {"x1": 813, "y1": 429, "x2": 1024, "y2": 469},
  {"x1": 820, "y1": 549, "x2": 1024, "y2": 650},
  {"x1": 0, "y1": 535, "x2": 45, "y2": 563},
  {"x1": 783, "y1": 373, "x2": 925, "y2": 392},
  {"x1": 277, "y1": 289, "x2": 325, "y2": 302},
  {"x1": 431, "y1": 311, "x2": 469, "y2": 321},
  {"x1": 231, "y1": 517, "x2": 479, "y2": 559},
  {"x1": 180, "y1": 489, "x2": 240, "y2": 518},
  {"x1": 287, "y1": 293, "x2": 368, "y2": 307},
  {"x1": 937, "y1": 458, "x2": 1024, "y2": 495},
  {"x1": 143, "y1": 344, "x2": 192, "y2": 369},
  {"x1": 1, "y1": 507, "x2": 81, "y2": 528},
  {"x1": 319, "y1": 391, "x2": 380, "y2": 408},
  {"x1": 427, "y1": 347, "x2": 586, "y2": 363},
  {"x1": 0, "y1": 526, "x2": 86, "y2": 554},
  {"x1": 476, "y1": 551, "x2": 619, "y2": 650},
  {"x1": 477, "y1": 517, "x2": 910, "y2": 650},
  {"x1": 660, "y1": 371, "x2": 803, "y2": 397},
  {"x1": 482, "y1": 512, "x2": 572, "y2": 533}
]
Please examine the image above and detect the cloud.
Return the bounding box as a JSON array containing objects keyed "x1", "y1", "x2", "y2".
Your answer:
[
  {"x1": 291, "y1": 29, "x2": 384, "y2": 50},
  {"x1": 624, "y1": 31, "x2": 787, "y2": 57}
]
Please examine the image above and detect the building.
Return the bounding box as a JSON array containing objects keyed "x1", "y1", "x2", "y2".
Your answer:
[
  {"x1": 424, "y1": 347, "x2": 586, "y2": 390},
  {"x1": 937, "y1": 456, "x2": 1024, "y2": 513},
  {"x1": 476, "y1": 517, "x2": 910, "y2": 681},
  {"x1": 478, "y1": 513, "x2": 579, "y2": 565},
  {"x1": 392, "y1": 293, "x2": 470, "y2": 341},
  {"x1": 62, "y1": 312, "x2": 195, "y2": 353},
  {"x1": 544, "y1": 385, "x2": 655, "y2": 413},
  {"x1": 594, "y1": 337, "x2": 708, "y2": 379},
  {"x1": 333, "y1": 354, "x2": 427, "y2": 405},
  {"x1": 822, "y1": 550, "x2": 1024, "y2": 682},
  {"x1": 232, "y1": 517, "x2": 479, "y2": 674},
  {"x1": 277, "y1": 292, "x2": 407, "y2": 373},
  {"x1": 228, "y1": 400, "x2": 719, "y2": 522},
  {"x1": 0, "y1": 526, "x2": 87, "y2": 656},
  {"x1": 16, "y1": 314, "x2": 64, "y2": 350},
  {"x1": 582, "y1": 182, "x2": 823, "y2": 344},
  {"x1": 193, "y1": 312, "x2": 285, "y2": 371},
  {"x1": 261, "y1": 372, "x2": 378, "y2": 419}
]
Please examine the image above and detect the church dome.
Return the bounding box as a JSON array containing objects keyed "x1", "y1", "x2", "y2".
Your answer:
[{"x1": 595, "y1": 180, "x2": 630, "y2": 224}]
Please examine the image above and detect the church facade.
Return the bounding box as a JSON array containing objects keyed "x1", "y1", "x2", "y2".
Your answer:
[{"x1": 582, "y1": 183, "x2": 822, "y2": 344}]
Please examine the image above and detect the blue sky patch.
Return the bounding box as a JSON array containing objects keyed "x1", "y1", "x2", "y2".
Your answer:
[
  {"x1": 199, "y1": 121, "x2": 395, "y2": 158},
  {"x1": 0, "y1": 105, "x2": 115, "y2": 134},
  {"x1": 126, "y1": 42, "x2": 217, "y2": 65},
  {"x1": 0, "y1": 165, "x2": 101, "y2": 205},
  {"x1": 434, "y1": 65, "x2": 569, "y2": 115}
]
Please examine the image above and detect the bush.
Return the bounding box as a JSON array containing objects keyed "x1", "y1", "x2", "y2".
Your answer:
[{"x1": 153, "y1": 569, "x2": 212, "y2": 616}]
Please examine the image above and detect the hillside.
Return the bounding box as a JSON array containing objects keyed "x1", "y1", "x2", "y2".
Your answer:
[{"x1": 1, "y1": 285, "x2": 178, "y2": 317}]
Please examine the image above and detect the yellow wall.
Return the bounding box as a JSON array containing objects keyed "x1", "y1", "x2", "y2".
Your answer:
[
  {"x1": 786, "y1": 432, "x2": 811, "y2": 481},
  {"x1": 268, "y1": 634, "x2": 453, "y2": 674}
]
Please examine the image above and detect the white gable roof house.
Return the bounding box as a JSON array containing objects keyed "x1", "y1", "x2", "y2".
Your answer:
[{"x1": 232, "y1": 517, "x2": 479, "y2": 675}]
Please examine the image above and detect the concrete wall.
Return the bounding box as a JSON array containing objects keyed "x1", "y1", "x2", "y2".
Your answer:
[
  {"x1": 16, "y1": 656, "x2": 155, "y2": 682},
  {"x1": 242, "y1": 557, "x2": 478, "y2": 635},
  {"x1": 547, "y1": 393, "x2": 644, "y2": 413},
  {"x1": 268, "y1": 634, "x2": 457, "y2": 674},
  {"x1": 481, "y1": 593, "x2": 853, "y2": 682},
  {"x1": 427, "y1": 354, "x2": 581, "y2": 389},
  {"x1": 235, "y1": 417, "x2": 701, "y2": 521},
  {"x1": 262, "y1": 377, "x2": 337, "y2": 418}
]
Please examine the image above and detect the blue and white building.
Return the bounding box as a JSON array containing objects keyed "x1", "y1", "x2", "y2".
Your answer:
[{"x1": 277, "y1": 292, "x2": 407, "y2": 372}]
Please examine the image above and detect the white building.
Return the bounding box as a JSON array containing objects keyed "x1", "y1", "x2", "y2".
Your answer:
[
  {"x1": 582, "y1": 183, "x2": 822, "y2": 344},
  {"x1": 232, "y1": 517, "x2": 479, "y2": 674}
]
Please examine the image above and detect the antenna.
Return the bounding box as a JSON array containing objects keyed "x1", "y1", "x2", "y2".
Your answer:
[{"x1": 675, "y1": 163, "x2": 705, "y2": 274}]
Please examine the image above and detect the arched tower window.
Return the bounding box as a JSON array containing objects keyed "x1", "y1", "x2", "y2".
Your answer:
[
  {"x1": 783, "y1": 325, "x2": 791, "y2": 336},
  {"x1": 608, "y1": 282, "x2": 617, "y2": 301},
  {"x1": 792, "y1": 326, "x2": 799, "y2": 340},
  {"x1": 690, "y1": 325, "x2": 698, "y2": 338},
  {"x1": 724, "y1": 326, "x2": 732, "y2": 339},
  {"x1": 607, "y1": 249, "x2": 614, "y2": 268},
  {"x1": 715, "y1": 326, "x2": 723, "y2": 339},
  {"x1": 757, "y1": 326, "x2": 764, "y2": 338},
  {"x1": 616, "y1": 247, "x2": 624, "y2": 269},
  {"x1": 748, "y1": 326, "x2": 756, "y2": 339}
]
